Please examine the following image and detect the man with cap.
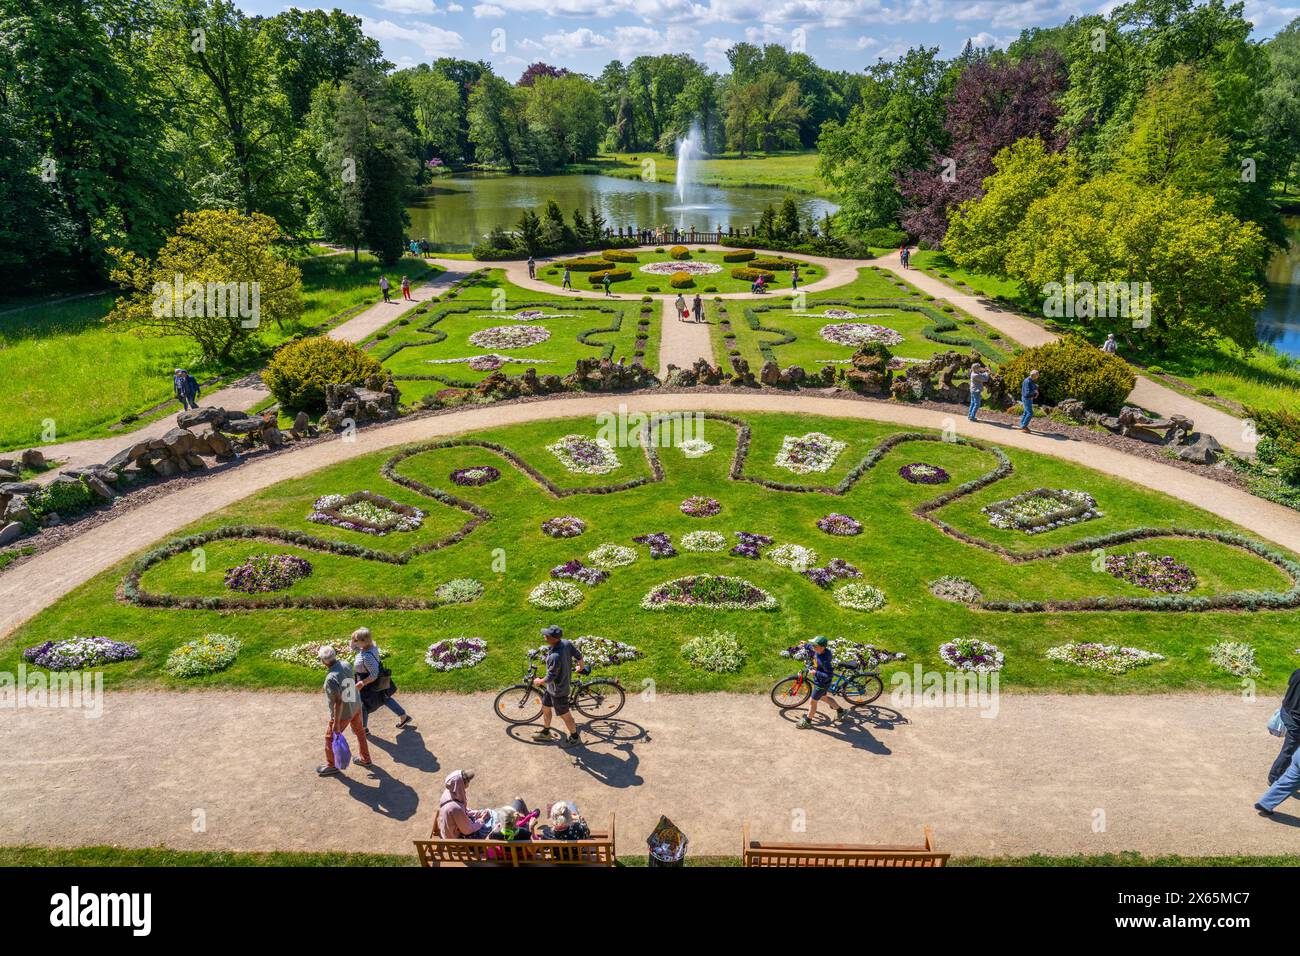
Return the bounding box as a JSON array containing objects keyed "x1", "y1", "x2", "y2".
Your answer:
[
  {"x1": 796, "y1": 635, "x2": 847, "y2": 730},
  {"x1": 532, "y1": 625, "x2": 586, "y2": 746},
  {"x1": 317, "y1": 643, "x2": 371, "y2": 776}
]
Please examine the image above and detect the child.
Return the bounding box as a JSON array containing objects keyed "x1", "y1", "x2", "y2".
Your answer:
[{"x1": 796, "y1": 636, "x2": 846, "y2": 729}]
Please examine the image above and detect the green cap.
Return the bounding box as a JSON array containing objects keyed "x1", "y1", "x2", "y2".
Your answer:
[{"x1": 811, "y1": 635, "x2": 829, "y2": 647}]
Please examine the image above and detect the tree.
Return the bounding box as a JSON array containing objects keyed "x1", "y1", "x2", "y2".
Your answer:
[
  {"x1": 523, "y1": 74, "x2": 605, "y2": 169},
  {"x1": 467, "y1": 72, "x2": 525, "y2": 172},
  {"x1": 106, "y1": 209, "x2": 303, "y2": 363},
  {"x1": 398, "y1": 66, "x2": 463, "y2": 166},
  {"x1": 1260, "y1": 19, "x2": 1300, "y2": 193},
  {"x1": 260, "y1": 8, "x2": 384, "y2": 123},
  {"x1": 517, "y1": 62, "x2": 567, "y2": 87}
]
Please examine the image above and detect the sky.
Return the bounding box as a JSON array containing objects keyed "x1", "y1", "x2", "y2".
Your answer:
[{"x1": 240, "y1": 0, "x2": 1299, "y2": 77}]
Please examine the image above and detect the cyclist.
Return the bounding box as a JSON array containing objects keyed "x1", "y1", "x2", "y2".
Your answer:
[
  {"x1": 532, "y1": 625, "x2": 585, "y2": 746},
  {"x1": 796, "y1": 635, "x2": 846, "y2": 730}
]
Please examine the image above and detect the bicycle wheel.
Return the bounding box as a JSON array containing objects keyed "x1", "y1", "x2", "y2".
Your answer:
[
  {"x1": 770, "y1": 676, "x2": 811, "y2": 709},
  {"x1": 574, "y1": 680, "x2": 625, "y2": 720},
  {"x1": 493, "y1": 684, "x2": 544, "y2": 723},
  {"x1": 840, "y1": 673, "x2": 884, "y2": 707}
]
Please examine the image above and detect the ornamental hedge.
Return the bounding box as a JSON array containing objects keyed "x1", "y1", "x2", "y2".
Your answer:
[
  {"x1": 669, "y1": 245, "x2": 690, "y2": 259},
  {"x1": 669, "y1": 271, "x2": 695, "y2": 289},
  {"x1": 723, "y1": 249, "x2": 756, "y2": 262},
  {"x1": 561, "y1": 257, "x2": 612, "y2": 272},
  {"x1": 601, "y1": 249, "x2": 638, "y2": 263},
  {"x1": 999, "y1": 336, "x2": 1136, "y2": 412},
  {"x1": 263, "y1": 336, "x2": 384, "y2": 412},
  {"x1": 730, "y1": 267, "x2": 776, "y2": 282},
  {"x1": 750, "y1": 257, "x2": 798, "y2": 271},
  {"x1": 586, "y1": 268, "x2": 631, "y2": 284}
]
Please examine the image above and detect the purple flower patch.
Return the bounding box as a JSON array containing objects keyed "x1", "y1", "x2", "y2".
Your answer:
[
  {"x1": 542, "y1": 516, "x2": 586, "y2": 538},
  {"x1": 550, "y1": 559, "x2": 609, "y2": 586},
  {"x1": 450, "y1": 465, "x2": 501, "y2": 486},
  {"x1": 680, "y1": 495, "x2": 721, "y2": 518},
  {"x1": 898, "y1": 462, "x2": 950, "y2": 484},
  {"x1": 224, "y1": 553, "x2": 313, "y2": 593},
  {"x1": 633, "y1": 532, "x2": 677, "y2": 558},
  {"x1": 22, "y1": 636, "x2": 141, "y2": 671},
  {"x1": 816, "y1": 513, "x2": 862, "y2": 536}
]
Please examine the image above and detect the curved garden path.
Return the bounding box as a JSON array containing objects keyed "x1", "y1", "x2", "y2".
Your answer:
[{"x1": 4, "y1": 391, "x2": 1300, "y2": 640}]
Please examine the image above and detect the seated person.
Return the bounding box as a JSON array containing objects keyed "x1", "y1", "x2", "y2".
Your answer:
[
  {"x1": 537, "y1": 801, "x2": 591, "y2": 841},
  {"x1": 435, "y1": 769, "x2": 493, "y2": 839},
  {"x1": 488, "y1": 805, "x2": 539, "y2": 842}
]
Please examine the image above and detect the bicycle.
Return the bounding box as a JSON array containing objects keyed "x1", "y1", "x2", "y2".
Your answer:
[
  {"x1": 493, "y1": 650, "x2": 626, "y2": 724},
  {"x1": 769, "y1": 647, "x2": 884, "y2": 710}
]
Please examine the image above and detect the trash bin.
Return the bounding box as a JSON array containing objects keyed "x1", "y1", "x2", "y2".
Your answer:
[{"x1": 647, "y1": 815, "x2": 688, "y2": 867}]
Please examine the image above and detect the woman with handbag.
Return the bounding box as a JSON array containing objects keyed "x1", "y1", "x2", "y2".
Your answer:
[{"x1": 350, "y1": 627, "x2": 414, "y2": 733}]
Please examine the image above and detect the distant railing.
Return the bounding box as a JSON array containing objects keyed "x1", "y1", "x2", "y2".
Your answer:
[{"x1": 611, "y1": 228, "x2": 756, "y2": 246}]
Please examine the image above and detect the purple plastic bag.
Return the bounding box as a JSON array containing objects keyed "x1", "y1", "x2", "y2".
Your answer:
[{"x1": 331, "y1": 731, "x2": 352, "y2": 770}]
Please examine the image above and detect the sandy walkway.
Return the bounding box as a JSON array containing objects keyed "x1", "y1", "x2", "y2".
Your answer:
[
  {"x1": 1, "y1": 688, "x2": 1294, "y2": 858},
  {"x1": 657, "y1": 297, "x2": 714, "y2": 377}
]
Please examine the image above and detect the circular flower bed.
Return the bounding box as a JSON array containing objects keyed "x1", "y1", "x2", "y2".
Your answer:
[
  {"x1": 224, "y1": 553, "x2": 313, "y2": 593},
  {"x1": 833, "y1": 581, "x2": 887, "y2": 611},
  {"x1": 776, "y1": 432, "x2": 846, "y2": 474},
  {"x1": 1046, "y1": 642, "x2": 1165, "y2": 675},
  {"x1": 308, "y1": 492, "x2": 424, "y2": 535},
  {"x1": 641, "y1": 575, "x2": 776, "y2": 610},
  {"x1": 640, "y1": 261, "x2": 722, "y2": 276},
  {"x1": 434, "y1": 578, "x2": 484, "y2": 604},
  {"x1": 939, "y1": 637, "x2": 1004, "y2": 672},
  {"x1": 681, "y1": 530, "x2": 727, "y2": 552},
  {"x1": 271, "y1": 640, "x2": 386, "y2": 670},
  {"x1": 551, "y1": 559, "x2": 609, "y2": 586},
  {"x1": 1104, "y1": 552, "x2": 1197, "y2": 593},
  {"x1": 1210, "y1": 640, "x2": 1261, "y2": 677},
  {"x1": 22, "y1": 636, "x2": 141, "y2": 671},
  {"x1": 817, "y1": 513, "x2": 862, "y2": 536},
  {"x1": 587, "y1": 543, "x2": 637, "y2": 569},
  {"x1": 450, "y1": 465, "x2": 501, "y2": 486},
  {"x1": 929, "y1": 576, "x2": 981, "y2": 603},
  {"x1": 468, "y1": 325, "x2": 550, "y2": 349},
  {"x1": 678, "y1": 438, "x2": 714, "y2": 458},
  {"x1": 528, "y1": 580, "x2": 585, "y2": 610},
  {"x1": 546, "y1": 434, "x2": 620, "y2": 474},
  {"x1": 899, "y1": 462, "x2": 950, "y2": 485},
  {"x1": 680, "y1": 495, "x2": 721, "y2": 518},
  {"x1": 533, "y1": 635, "x2": 641, "y2": 666},
  {"x1": 819, "y1": 323, "x2": 904, "y2": 347},
  {"x1": 468, "y1": 354, "x2": 505, "y2": 371},
  {"x1": 768, "y1": 543, "x2": 818, "y2": 571},
  {"x1": 541, "y1": 516, "x2": 586, "y2": 538},
  {"x1": 425, "y1": 637, "x2": 487, "y2": 671},
  {"x1": 681, "y1": 629, "x2": 746, "y2": 673},
  {"x1": 164, "y1": 634, "x2": 241, "y2": 678}
]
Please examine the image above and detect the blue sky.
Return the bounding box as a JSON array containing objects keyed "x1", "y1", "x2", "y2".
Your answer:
[{"x1": 240, "y1": 0, "x2": 1299, "y2": 77}]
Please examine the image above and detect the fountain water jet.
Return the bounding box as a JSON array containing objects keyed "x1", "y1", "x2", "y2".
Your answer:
[{"x1": 674, "y1": 121, "x2": 702, "y2": 205}]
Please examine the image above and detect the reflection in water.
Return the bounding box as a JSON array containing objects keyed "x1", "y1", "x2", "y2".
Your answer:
[
  {"x1": 1255, "y1": 216, "x2": 1300, "y2": 356},
  {"x1": 404, "y1": 172, "x2": 837, "y2": 252}
]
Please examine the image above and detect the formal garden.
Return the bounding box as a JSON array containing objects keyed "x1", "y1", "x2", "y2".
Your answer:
[{"x1": 534, "y1": 247, "x2": 826, "y2": 295}]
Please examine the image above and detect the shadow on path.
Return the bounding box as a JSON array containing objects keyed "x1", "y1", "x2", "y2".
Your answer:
[
  {"x1": 776, "y1": 704, "x2": 908, "y2": 756},
  {"x1": 333, "y1": 763, "x2": 421, "y2": 821},
  {"x1": 502, "y1": 717, "x2": 648, "y2": 789},
  {"x1": 365, "y1": 726, "x2": 439, "y2": 774}
]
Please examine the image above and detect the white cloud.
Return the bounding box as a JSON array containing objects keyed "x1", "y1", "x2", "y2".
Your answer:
[
  {"x1": 519, "y1": 23, "x2": 703, "y2": 58},
  {"x1": 447, "y1": 1, "x2": 463, "y2": 8},
  {"x1": 375, "y1": 0, "x2": 440, "y2": 13},
  {"x1": 359, "y1": 16, "x2": 465, "y2": 54},
  {"x1": 474, "y1": 3, "x2": 507, "y2": 16}
]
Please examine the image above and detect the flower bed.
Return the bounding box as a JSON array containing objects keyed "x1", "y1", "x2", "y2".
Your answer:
[
  {"x1": 542, "y1": 515, "x2": 586, "y2": 538},
  {"x1": 731, "y1": 531, "x2": 773, "y2": 559},
  {"x1": 681, "y1": 630, "x2": 746, "y2": 672},
  {"x1": 678, "y1": 438, "x2": 714, "y2": 458},
  {"x1": 776, "y1": 432, "x2": 847, "y2": 474},
  {"x1": 22, "y1": 636, "x2": 141, "y2": 671},
  {"x1": 546, "y1": 434, "x2": 620, "y2": 475},
  {"x1": 805, "y1": 558, "x2": 861, "y2": 589},
  {"x1": 819, "y1": 323, "x2": 904, "y2": 347},
  {"x1": 817, "y1": 513, "x2": 862, "y2": 536},
  {"x1": 641, "y1": 575, "x2": 776, "y2": 610},
  {"x1": 983, "y1": 488, "x2": 1101, "y2": 534},
  {"x1": 528, "y1": 580, "x2": 585, "y2": 610},
  {"x1": 1209, "y1": 641, "x2": 1261, "y2": 677},
  {"x1": 768, "y1": 543, "x2": 818, "y2": 571},
  {"x1": 532, "y1": 635, "x2": 641, "y2": 666},
  {"x1": 434, "y1": 578, "x2": 484, "y2": 604},
  {"x1": 587, "y1": 543, "x2": 637, "y2": 569},
  {"x1": 425, "y1": 637, "x2": 487, "y2": 671},
  {"x1": 928, "y1": 576, "x2": 982, "y2": 603},
  {"x1": 1046, "y1": 643, "x2": 1165, "y2": 675},
  {"x1": 939, "y1": 637, "x2": 1004, "y2": 672},
  {"x1": 449, "y1": 466, "x2": 501, "y2": 487},
  {"x1": 551, "y1": 559, "x2": 609, "y2": 586},
  {"x1": 272, "y1": 641, "x2": 386, "y2": 669},
  {"x1": 833, "y1": 581, "x2": 886, "y2": 611},
  {"x1": 308, "y1": 492, "x2": 424, "y2": 535},
  {"x1": 1104, "y1": 552, "x2": 1197, "y2": 593},
  {"x1": 786, "y1": 639, "x2": 904, "y2": 670},
  {"x1": 899, "y1": 462, "x2": 950, "y2": 485},
  {"x1": 164, "y1": 634, "x2": 241, "y2": 678},
  {"x1": 681, "y1": 530, "x2": 726, "y2": 552},
  {"x1": 633, "y1": 532, "x2": 677, "y2": 558},
  {"x1": 640, "y1": 261, "x2": 722, "y2": 276},
  {"x1": 224, "y1": 553, "x2": 313, "y2": 593},
  {"x1": 680, "y1": 495, "x2": 721, "y2": 518},
  {"x1": 468, "y1": 325, "x2": 550, "y2": 349}
]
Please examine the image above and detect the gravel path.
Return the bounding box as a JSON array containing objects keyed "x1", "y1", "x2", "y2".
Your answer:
[
  {"x1": 656, "y1": 296, "x2": 714, "y2": 377},
  {"x1": 1, "y1": 688, "x2": 1294, "y2": 857},
  {"x1": 5, "y1": 391, "x2": 1300, "y2": 642}
]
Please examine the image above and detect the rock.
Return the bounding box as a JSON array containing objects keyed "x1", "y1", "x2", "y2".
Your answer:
[
  {"x1": 759, "y1": 360, "x2": 782, "y2": 387},
  {"x1": 85, "y1": 475, "x2": 115, "y2": 500},
  {"x1": 152, "y1": 459, "x2": 179, "y2": 478},
  {"x1": 0, "y1": 481, "x2": 39, "y2": 496},
  {"x1": 0, "y1": 521, "x2": 23, "y2": 546},
  {"x1": 0, "y1": 459, "x2": 16, "y2": 473},
  {"x1": 162, "y1": 427, "x2": 196, "y2": 454},
  {"x1": 184, "y1": 453, "x2": 207, "y2": 469},
  {"x1": 786, "y1": 366, "x2": 806, "y2": 385},
  {"x1": 1056, "y1": 398, "x2": 1089, "y2": 423},
  {"x1": 4, "y1": 496, "x2": 31, "y2": 525},
  {"x1": 176, "y1": 406, "x2": 227, "y2": 430},
  {"x1": 0, "y1": 469, "x2": 17, "y2": 482},
  {"x1": 262, "y1": 424, "x2": 284, "y2": 448},
  {"x1": 20, "y1": 448, "x2": 45, "y2": 470},
  {"x1": 292, "y1": 411, "x2": 310, "y2": 437},
  {"x1": 1176, "y1": 433, "x2": 1223, "y2": 465},
  {"x1": 222, "y1": 417, "x2": 264, "y2": 436},
  {"x1": 204, "y1": 430, "x2": 234, "y2": 458}
]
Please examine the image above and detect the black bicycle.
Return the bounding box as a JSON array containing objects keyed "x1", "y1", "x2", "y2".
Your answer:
[{"x1": 493, "y1": 650, "x2": 626, "y2": 723}]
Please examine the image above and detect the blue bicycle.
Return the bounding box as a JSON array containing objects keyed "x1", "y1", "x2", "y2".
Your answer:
[{"x1": 770, "y1": 648, "x2": 884, "y2": 709}]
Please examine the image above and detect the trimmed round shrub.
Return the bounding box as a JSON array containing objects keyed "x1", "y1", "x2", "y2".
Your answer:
[
  {"x1": 561, "y1": 256, "x2": 611, "y2": 272},
  {"x1": 731, "y1": 267, "x2": 776, "y2": 282},
  {"x1": 723, "y1": 249, "x2": 756, "y2": 262},
  {"x1": 998, "y1": 336, "x2": 1135, "y2": 412},
  {"x1": 750, "y1": 257, "x2": 798, "y2": 271},
  {"x1": 669, "y1": 271, "x2": 695, "y2": 289},
  {"x1": 264, "y1": 336, "x2": 384, "y2": 412},
  {"x1": 669, "y1": 245, "x2": 690, "y2": 259},
  {"x1": 587, "y1": 268, "x2": 631, "y2": 284},
  {"x1": 601, "y1": 249, "x2": 638, "y2": 263}
]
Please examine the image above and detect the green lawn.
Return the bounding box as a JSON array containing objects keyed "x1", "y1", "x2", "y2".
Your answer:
[
  {"x1": 535, "y1": 249, "x2": 826, "y2": 296},
  {"x1": 580, "y1": 151, "x2": 827, "y2": 196},
  {"x1": 9, "y1": 411, "x2": 1300, "y2": 696},
  {"x1": 0, "y1": 255, "x2": 443, "y2": 452}
]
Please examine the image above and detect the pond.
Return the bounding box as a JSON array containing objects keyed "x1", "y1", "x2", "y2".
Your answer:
[
  {"x1": 1255, "y1": 216, "x2": 1300, "y2": 357},
  {"x1": 405, "y1": 172, "x2": 837, "y2": 252}
]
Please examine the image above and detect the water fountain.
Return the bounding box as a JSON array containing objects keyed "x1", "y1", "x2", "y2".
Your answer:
[{"x1": 674, "y1": 121, "x2": 701, "y2": 205}]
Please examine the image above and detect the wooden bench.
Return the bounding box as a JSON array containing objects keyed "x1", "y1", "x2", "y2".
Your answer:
[
  {"x1": 742, "y1": 824, "x2": 949, "y2": 867},
  {"x1": 414, "y1": 814, "x2": 616, "y2": 867}
]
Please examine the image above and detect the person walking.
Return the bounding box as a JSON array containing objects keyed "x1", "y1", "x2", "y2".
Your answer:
[
  {"x1": 968, "y1": 362, "x2": 990, "y2": 422},
  {"x1": 1267, "y1": 667, "x2": 1300, "y2": 785},
  {"x1": 692, "y1": 293, "x2": 703, "y2": 323},
  {"x1": 350, "y1": 627, "x2": 413, "y2": 734},
  {"x1": 791, "y1": 267, "x2": 800, "y2": 292},
  {"x1": 317, "y1": 644, "x2": 371, "y2": 776},
  {"x1": 400, "y1": 275, "x2": 411, "y2": 301},
  {"x1": 379, "y1": 275, "x2": 391, "y2": 303},
  {"x1": 531, "y1": 625, "x2": 585, "y2": 747},
  {"x1": 795, "y1": 636, "x2": 846, "y2": 730},
  {"x1": 562, "y1": 265, "x2": 572, "y2": 291},
  {"x1": 1101, "y1": 333, "x2": 1118, "y2": 354},
  {"x1": 675, "y1": 292, "x2": 687, "y2": 323},
  {"x1": 527, "y1": 255, "x2": 536, "y2": 280},
  {"x1": 172, "y1": 369, "x2": 194, "y2": 411},
  {"x1": 602, "y1": 271, "x2": 612, "y2": 297},
  {"x1": 1018, "y1": 369, "x2": 1039, "y2": 432}
]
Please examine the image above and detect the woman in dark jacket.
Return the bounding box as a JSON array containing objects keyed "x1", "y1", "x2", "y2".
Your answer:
[{"x1": 1269, "y1": 668, "x2": 1300, "y2": 784}]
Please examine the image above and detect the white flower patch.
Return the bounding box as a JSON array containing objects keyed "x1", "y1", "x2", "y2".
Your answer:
[
  {"x1": 468, "y1": 325, "x2": 550, "y2": 349},
  {"x1": 819, "y1": 323, "x2": 904, "y2": 347},
  {"x1": 834, "y1": 582, "x2": 887, "y2": 611},
  {"x1": 546, "y1": 435, "x2": 621, "y2": 475},
  {"x1": 775, "y1": 432, "x2": 847, "y2": 474},
  {"x1": 678, "y1": 438, "x2": 714, "y2": 458},
  {"x1": 424, "y1": 354, "x2": 554, "y2": 366},
  {"x1": 474, "y1": 310, "x2": 575, "y2": 322},
  {"x1": 767, "y1": 543, "x2": 819, "y2": 572},
  {"x1": 640, "y1": 261, "x2": 722, "y2": 276},
  {"x1": 983, "y1": 488, "x2": 1102, "y2": 534},
  {"x1": 587, "y1": 543, "x2": 638, "y2": 569},
  {"x1": 528, "y1": 580, "x2": 585, "y2": 611},
  {"x1": 681, "y1": 530, "x2": 728, "y2": 552}
]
